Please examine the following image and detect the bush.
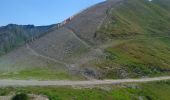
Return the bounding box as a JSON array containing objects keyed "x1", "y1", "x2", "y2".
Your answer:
[{"x1": 12, "y1": 93, "x2": 29, "y2": 100}]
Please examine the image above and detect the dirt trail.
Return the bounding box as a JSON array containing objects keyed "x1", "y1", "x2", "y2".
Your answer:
[
  {"x1": 26, "y1": 44, "x2": 69, "y2": 67},
  {"x1": 65, "y1": 27, "x2": 91, "y2": 48},
  {"x1": 0, "y1": 76, "x2": 169, "y2": 87}
]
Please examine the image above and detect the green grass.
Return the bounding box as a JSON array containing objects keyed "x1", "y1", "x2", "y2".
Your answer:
[
  {"x1": 0, "y1": 68, "x2": 83, "y2": 80},
  {"x1": 97, "y1": 37, "x2": 170, "y2": 79},
  {"x1": 98, "y1": 0, "x2": 170, "y2": 38},
  {"x1": 0, "y1": 80, "x2": 170, "y2": 100},
  {"x1": 95, "y1": 0, "x2": 170, "y2": 79}
]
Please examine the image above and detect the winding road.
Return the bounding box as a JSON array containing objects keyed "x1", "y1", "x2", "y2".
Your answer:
[{"x1": 0, "y1": 76, "x2": 169, "y2": 87}]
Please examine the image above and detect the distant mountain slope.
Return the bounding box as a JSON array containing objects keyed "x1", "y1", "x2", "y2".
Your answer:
[
  {"x1": 0, "y1": 24, "x2": 55, "y2": 56},
  {"x1": 0, "y1": 0, "x2": 170, "y2": 80}
]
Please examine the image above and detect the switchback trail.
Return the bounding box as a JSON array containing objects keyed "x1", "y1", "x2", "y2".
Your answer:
[{"x1": 0, "y1": 76, "x2": 169, "y2": 87}]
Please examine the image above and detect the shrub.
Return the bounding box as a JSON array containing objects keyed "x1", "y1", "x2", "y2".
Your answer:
[{"x1": 12, "y1": 93, "x2": 29, "y2": 100}]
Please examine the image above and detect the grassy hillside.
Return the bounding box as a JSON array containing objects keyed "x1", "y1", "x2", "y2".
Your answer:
[
  {"x1": 0, "y1": 80, "x2": 170, "y2": 100},
  {"x1": 95, "y1": 0, "x2": 170, "y2": 79},
  {"x1": 97, "y1": 0, "x2": 170, "y2": 38}
]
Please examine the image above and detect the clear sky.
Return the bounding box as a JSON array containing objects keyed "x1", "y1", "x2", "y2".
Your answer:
[{"x1": 0, "y1": 0, "x2": 105, "y2": 26}]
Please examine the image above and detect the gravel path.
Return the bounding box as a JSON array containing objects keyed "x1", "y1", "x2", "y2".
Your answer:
[{"x1": 0, "y1": 76, "x2": 169, "y2": 87}]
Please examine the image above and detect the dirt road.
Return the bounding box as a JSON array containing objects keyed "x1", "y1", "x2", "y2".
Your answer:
[{"x1": 0, "y1": 76, "x2": 169, "y2": 87}]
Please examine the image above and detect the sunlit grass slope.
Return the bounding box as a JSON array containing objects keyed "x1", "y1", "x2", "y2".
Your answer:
[{"x1": 96, "y1": 0, "x2": 170, "y2": 79}]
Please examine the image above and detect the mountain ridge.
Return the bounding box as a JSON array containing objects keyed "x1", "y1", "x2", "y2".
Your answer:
[{"x1": 0, "y1": 24, "x2": 56, "y2": 56}]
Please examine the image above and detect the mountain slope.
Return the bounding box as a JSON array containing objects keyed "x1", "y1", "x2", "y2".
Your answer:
[
  {"x1": 94, "y1": 0, "x2": 170, "y2": 79},
  {"x1": 65, "y1": 0, "x2": 123, "y2": 44},
  {"x1": 0, "y1": 0, "x2": 170, "y2": 80},
  {"x1": 0, "y1": 24, "x2": 55, "y2": 56}
]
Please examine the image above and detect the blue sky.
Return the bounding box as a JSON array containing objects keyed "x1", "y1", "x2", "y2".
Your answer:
[{"x1": 0, "y1": 0, "x2": 104, "y2": 26}]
